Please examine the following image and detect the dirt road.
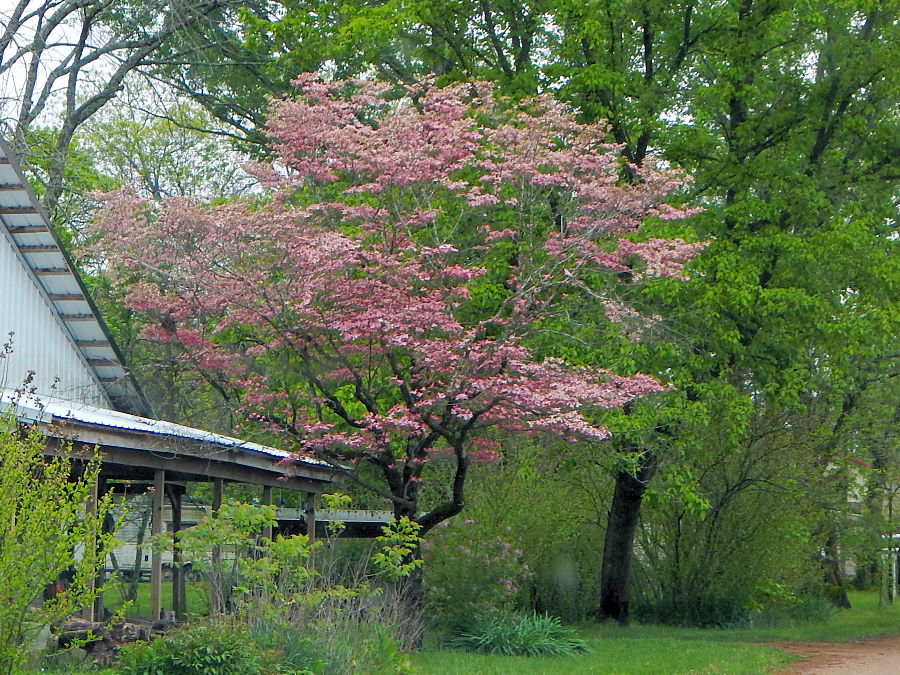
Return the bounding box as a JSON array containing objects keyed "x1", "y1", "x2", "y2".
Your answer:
[{"x1": 773, "y1": 636, "x2": 900, "y2": 674}]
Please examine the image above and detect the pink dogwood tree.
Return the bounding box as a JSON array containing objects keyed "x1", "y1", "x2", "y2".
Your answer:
[{"x1": 91, "y1": 76, "x2": 701, "y2": 540}]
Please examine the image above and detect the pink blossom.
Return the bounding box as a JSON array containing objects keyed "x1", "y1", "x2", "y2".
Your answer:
[{"x1": 88, "y1": 75, "x2": 702, "y2": 536}]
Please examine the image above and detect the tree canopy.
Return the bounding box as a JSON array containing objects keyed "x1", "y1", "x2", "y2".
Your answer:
[{"x1": 90, "y1": 77, "x2": 701, "y2": 536}]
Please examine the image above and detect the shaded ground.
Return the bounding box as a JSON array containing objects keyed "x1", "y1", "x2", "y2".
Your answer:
[{"x1": 773, "y1": 635, "x2": 900, "y2": 674}]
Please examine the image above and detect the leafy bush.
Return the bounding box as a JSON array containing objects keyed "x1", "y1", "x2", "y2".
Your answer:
[
  {"x1": 116, "y1": 620, "x2": 262, "y2": 675},
  {"x1": 252, "y1": 619, "x2": 412, "y2": 675},
  {"x1": 421, "y1": 441, "x2": 604, "y2": 623},
  {"x1": 449, "y1": 611, "x2": 589, "y2": 657},
  {"x1": 424, "y1": 517, "x2": 532, "y2": 629},
  {"x1": 633, "y1": 591, "x2": 758, "y2": 629},
  {"x1": 634, "y1": 584, "x2": 837, "y2": 629},
  {"x1": 0, "y1": 412, "x2": 115, "y2": 673},
  {"x1": 752, "y1": 592, "x2": 837, "y2": 627}
]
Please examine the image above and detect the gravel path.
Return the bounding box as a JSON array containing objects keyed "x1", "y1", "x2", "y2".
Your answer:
[{"x1": 772, "y1": 636, "x2": 900, "y2": 674}]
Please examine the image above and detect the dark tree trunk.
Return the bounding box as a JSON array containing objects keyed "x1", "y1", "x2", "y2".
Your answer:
[{"x1": 598, "y1": 450, "x2": 659, "y2": 625}]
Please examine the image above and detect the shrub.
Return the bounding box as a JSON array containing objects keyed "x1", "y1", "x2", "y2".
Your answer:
[
  {"x1": 424, "y1": 517, "x2": 532, "y2": 629},
  {"x1": 752, "y1": 592, "x2": 837, "y2": 627},
  {"x1": 633, "y1": 593, "x2": 755, "y2": 629},
  {"x1": 0, "y1": 412, "x2": 114, "y2": 674},
  {"x1": 449, "y1": 611, "x2": 589, "y2": 657},
  {"x1": 116, "y1": 620, "x2": 262, "y2": 675},
  {"x1": 252, "y1": 619, "x2": 412, "y2": 675}
]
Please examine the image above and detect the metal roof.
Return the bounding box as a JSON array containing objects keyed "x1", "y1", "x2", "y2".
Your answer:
[
  {"x1": 0, "y1": 138, "x2": 152, "y2": 417},
  {"x1": 2, "y1": 387, "x2": 338, "y2": 482}
]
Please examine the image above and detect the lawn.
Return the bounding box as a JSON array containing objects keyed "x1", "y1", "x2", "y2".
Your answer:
[
  {"x1": 102, "y1": 581, "x2": 208, "y2": 619},
  {"x1": 414, "y1": 637, "x2": 790, "y2": 674},
  {"x1": 413, "y1": 591, "x2": 900, "y2": 674}
]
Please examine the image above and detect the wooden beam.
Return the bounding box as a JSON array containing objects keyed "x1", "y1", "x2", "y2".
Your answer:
[
  {"x1": 0, "y1": 184, "x2": 22, "y2": 191},
  {"x1": 150, "y1": 469, "x2": 165, "y2": 621},
  {"x1": 168, "y1": 485, "x2": 186, "y2": 621},
  {"x1": 59, "y1": 314, "x2": 96, "y2": 321},
  {"x1": 7, "y1": 224, "x2": 48, "y2": 233},
  {"x1": 80, "y1": 474, "x2": 100, "y2": 621},
  {"x1": 32, "y1": 267, "x2": 70, "y2": 275},
  {"x1": 87, "y1": 358, "x2": 122, "y2": 367},
  {"x1": 86, "y1": 449, "x2": 329, "y2": 492},
  {"x1": 49, "y1": 293, "x2": 86, "y2": 301},
  {"x1": 92, "y1": 478, "x2": 110, "y2": 621},
  {"x1": 212, "y1": 478, "x2": 224, "y2": 513},
  {"x1": 306, "y1": 493, "x2": 317, "y2": 545},
  {"x1": 44, "y1": 424, "x2": 338, "y2": 489},
  {"x1": 16, "y1": 244, "x2": 57, "y2": 252},
  {"x1": 0, "y1": 206, "x2": 39, "y2": 215},
  {"x1": 210, "y1": 479, "x2": 224, "y2": 615},
  {"x1": 76, "y1": 339, "x2": 112, "y2": 347}
]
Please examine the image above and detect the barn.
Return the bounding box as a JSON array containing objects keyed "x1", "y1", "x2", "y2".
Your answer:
[{"x1": 0, "y1": 137, "x2": 340, "y2": 620}]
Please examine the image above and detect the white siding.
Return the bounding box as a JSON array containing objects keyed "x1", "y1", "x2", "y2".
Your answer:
[{"x1": 0, "y1": 232, "x2": 109, "y2": 405}]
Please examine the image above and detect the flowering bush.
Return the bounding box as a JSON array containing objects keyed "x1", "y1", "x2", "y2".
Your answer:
[{"x1": 424, "y1": 517, "x2": 532, "y2": 629}]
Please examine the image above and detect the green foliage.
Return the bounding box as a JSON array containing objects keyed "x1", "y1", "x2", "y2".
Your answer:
[
  {"x1": 631, "y1": 402, "x2": 826, "y2": 627},
  {"x1": 156, "y1": 500, "x2": 423, "y2": 655},
  {"x1": 0, "y1": 413, "x2": 115, "y2": 674},
  {"x1": 116, "y1": 619, "x2": 263, "y2": 675},
  {"x1": 161, "y1": 500, "x2": 279, "y2": 613},
  {"x1": 424, "y1": 517, "x2": 532, "y2": 629},
  {"x1": 751, "y1": 592, "x2": 838, "y2": 628},
  {"x1": 80, "y1": 95, "x2": 254, "y2": 202},
  {"x1": 370, "y1": 517, "x2": 423, "y2": 582},
  {"x1": 421, "y1": 439, "x2": 605, "y2": 622},
  {"x1": 449, "y1": 611, "x2": 589, "y2": 657},
  {"x1": 22, "y1": 127, "x2": 119, "y2": 241},
  {"x1": 251, "y1": 619, "x2": 413, "y2": 675}
]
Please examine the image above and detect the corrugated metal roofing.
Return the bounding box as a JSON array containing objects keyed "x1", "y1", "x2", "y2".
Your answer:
[
  {"x1": 0, "y1": 138, "x2": 151, "y2": 416},
  {"x1": 1, "y1": 387, "x2": 332, "y2": 469}
]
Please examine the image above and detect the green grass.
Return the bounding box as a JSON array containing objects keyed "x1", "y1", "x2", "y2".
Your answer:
[
  {"x1": 102, "y1": 581, "x2": 208, "y2": 619},
  {"x1": 579, "y1": 591, "x2": 900, "y2": 644},
  {"x1": 414, "y1": 637, "x2": 790, "y2": 674},
  {"x1": 414, "y1": 591, "x2": 900, "y2": 674}
]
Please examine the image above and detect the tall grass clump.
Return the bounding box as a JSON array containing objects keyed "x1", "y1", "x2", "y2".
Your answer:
[{"x1": 449, "y1": 611, "x2": 589, "y2": 657}]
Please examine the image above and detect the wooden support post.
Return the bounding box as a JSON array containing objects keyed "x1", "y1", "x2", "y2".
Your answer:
[
  {"x1": 150, "y1": 470, "x2": 165, "y2": 621},
  {"x1": 262, "y1": 485, "x2": 273, "y2": 541},
  {"x1": 210, "y1": 479, "x2": 224, "y2": 614},
  {"x1": 168, "y1": 485, "x2": 186, "y2": 621},
  {"x1": 81, "y1": 474, "x2": 100, "y2": 621},
  {"x1": 305, "y1": 493, "x2": 317, "y2": 544},
  {"x1": 92, "y1": 477, "x2": 110, "y2": 622},
  {"x1": 212, "y1": 478, "x2": 224, "y2": 514}
]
